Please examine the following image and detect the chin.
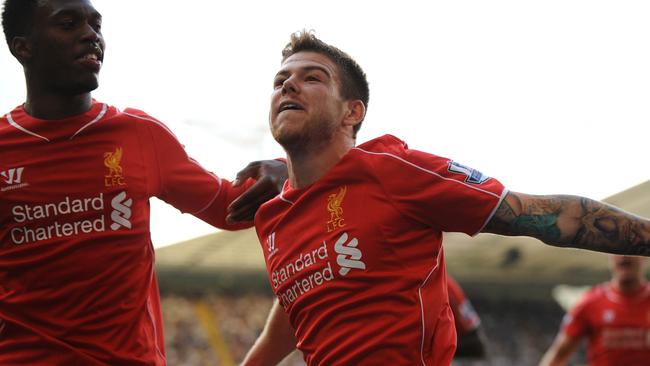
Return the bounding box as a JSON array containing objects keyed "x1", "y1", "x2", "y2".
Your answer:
[
  {"x1": 274, "y1": 130, "x2": 310, "y2": 153},
  {"x1": 61, "y1": 79, "x2": 100, "y2": 95}
]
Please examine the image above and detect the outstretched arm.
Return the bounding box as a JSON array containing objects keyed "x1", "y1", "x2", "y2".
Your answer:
[
  {"x1": 538, "y1": 332, "x2": 581, "y2": 366},
  {"x1": 241, "y1": 300, "x2": 297, "y2": 366},
  {"x1": 483, "y1": 192, "x2": 650, "y2": 256}
]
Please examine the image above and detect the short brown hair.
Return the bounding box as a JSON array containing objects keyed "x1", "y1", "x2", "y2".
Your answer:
[{"x1": 282, "y1": 30, "x2": 369, "y2": 138}]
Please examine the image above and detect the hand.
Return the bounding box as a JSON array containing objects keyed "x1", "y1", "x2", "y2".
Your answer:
[{"x1": 226, "y1": 159, "x2": 288, "y2": 223}]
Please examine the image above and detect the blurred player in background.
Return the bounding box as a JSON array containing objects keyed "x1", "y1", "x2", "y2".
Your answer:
[
  {"x1": 539, "y1": 255, "x2": 650, "y2": 366},
  {"x1": 0, "y1": 0, "x2": 286, "y2": 364},
  {"x1": 447, "y1": 276, "x2": 487, "y2": 359},
  {"x1": 242, "y1": 30, "x2": 650, "y2": 366}
]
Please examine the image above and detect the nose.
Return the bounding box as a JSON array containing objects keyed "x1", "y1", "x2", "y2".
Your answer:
[
  {"x1": 281, "y1": 76, "x2": 299, "y2": 95},
  {"x1": 80, "y1": 22, "x2": 102, "y2": 46}
]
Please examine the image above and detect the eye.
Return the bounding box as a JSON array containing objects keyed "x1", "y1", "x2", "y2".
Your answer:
[
  {"x1": 59, "y1": 19, "x2": 76, "y2": 30},
  {"x1": 273, "y1": 78, "x2": 286, "y2": 89},
  {"x1": 305, "y1": 75, "x2": 321, "y2": 82}
]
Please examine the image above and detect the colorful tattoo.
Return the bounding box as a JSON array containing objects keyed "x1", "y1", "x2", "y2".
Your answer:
[{"x1": 484, "y1": 193, "x2": 650, "y2": 256}]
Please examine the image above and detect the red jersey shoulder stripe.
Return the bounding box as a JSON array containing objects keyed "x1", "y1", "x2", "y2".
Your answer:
[{"x1": 353, "y1": 147, "x2": 502, "y2": 199}]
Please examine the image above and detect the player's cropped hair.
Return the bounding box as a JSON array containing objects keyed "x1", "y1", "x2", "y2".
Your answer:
[
  {"x1": 282, "y1": 30, "x2": 369, "y2": 138},
  {"x1": 2, "y1": 0, "x2": 39, "y2": 50}
]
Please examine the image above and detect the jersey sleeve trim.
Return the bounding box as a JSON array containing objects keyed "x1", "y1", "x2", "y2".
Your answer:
[
  {"x1": 353, "y1": 147, "x2": 503, "y2": 199},
  {"x1": 189, "y1": 168, "x2": 223, "y2": 216},
  {"x1": 472, "y1": 188, "x2": 509, "y2": 236}
]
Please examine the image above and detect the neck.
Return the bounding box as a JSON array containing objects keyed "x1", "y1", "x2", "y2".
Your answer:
[
  {"x1": 286, "y1": 132, "x2": 355, "y2": 189},
  {"x1": 611, "y1": 276, "x2": 646, "y2": 295},
  {"x1": 23, "y1": 74, "x2": 94, "y2": 119},
  {"x1": 24, "y1": 91, "x2": 93, "y2": 120}
]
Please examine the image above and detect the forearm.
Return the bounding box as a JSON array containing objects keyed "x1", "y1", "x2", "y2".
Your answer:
[
  {"x1": 484, "y1": 192, "x2": 650, "y2": 256},
  {"x1": 539, "y1": 352, "x2": 568, "y2": 366},
  {"x1": 538, "y1": 332, "x2": 578, "y2": 366},
  {"x1": 241, "y1": 300, "x2": 297, "y2": 366}
]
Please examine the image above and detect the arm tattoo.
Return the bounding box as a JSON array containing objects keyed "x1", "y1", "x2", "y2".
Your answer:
[{"x1": 483, "y1": 192, "x2": 650, "y2": 256}]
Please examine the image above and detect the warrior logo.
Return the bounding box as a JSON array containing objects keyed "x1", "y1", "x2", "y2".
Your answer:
[
  {"x1": 334, "y1": 232, "x2": 366, "y2": 276},
  {"x1": 104, "y1": 147, "x2": 126, "y2": 187},
  {"x1": 326, "y1": 186, "x2": 347, "y2": 232},
  {"x1": 1, "y1": 167, "x2": 28, "y2": 192},
  {"x1": 110, "y1": 191, "x2": 133, "y2": 230},
  {"x1": 266, "y1": 232, "x2": 279, "y2": 258},
  {"x1": 1, "y1": 167, "x2": 24, "y2": 184}
]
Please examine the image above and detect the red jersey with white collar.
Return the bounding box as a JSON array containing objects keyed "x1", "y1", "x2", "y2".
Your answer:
[
  {"x1": 0, "y1": 101, "x2": 250, "y2": 365},
  {"x1": 255, "y1": 135, "x2": 507, "y2": 366},
  {"x1": 447, "y1": 276, "x2": 481, "y2": 335},
  {"x1": 562, "y1": 282, "x2": 650, "y2": 366}
]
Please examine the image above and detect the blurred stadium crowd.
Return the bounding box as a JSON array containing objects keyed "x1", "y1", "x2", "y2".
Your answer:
[{"x1": 160, "y1": 291, "x2": 586, "y2": 366}]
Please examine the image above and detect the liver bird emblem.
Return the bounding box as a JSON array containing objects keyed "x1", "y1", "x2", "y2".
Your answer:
[
  {"x1": 104, "y1": 147, "x2": 123, "y2": 177},
  {"x1": 327, "y1": 186, "x2": 347, "y2": 218}
]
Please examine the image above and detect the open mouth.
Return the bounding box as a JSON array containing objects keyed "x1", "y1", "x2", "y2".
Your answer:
[
  {"x1": 278, "y1": 101, "x2": 304, "y2": 113},
  {"x1": 76, "y1": 49, "x2": 103, "y2": 70}
]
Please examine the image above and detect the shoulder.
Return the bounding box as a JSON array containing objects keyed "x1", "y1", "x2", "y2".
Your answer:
[
  {"x1": 353, "y1": 134, "x2": 450, "y2": 164},
  {"x1": 572, "y1": 284, "x2": 607, "y2": 313},
  {"x1": 116, "y1": 107, "x2": 177, "y2": 137},
  {"x1": 353, "y1": 134, "x2": 410, "y2": 156},
  {"x1": 120, "y1": 107, "x2": 161, "y2": 125}
]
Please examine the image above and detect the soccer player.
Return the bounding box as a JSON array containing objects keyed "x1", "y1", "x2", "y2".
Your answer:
[
  {"x1": 241, "y1": 30, "x2": 650, "y2": 366},
  {"x1": 0, "y1": 0, "x2": 286, "y2": 364},
  {"x1": 539, "y1": 255, "x2": 650, "y2": 366},
  {"x1": 447, "y1": 276, "x2": 487, "y2": 359}
]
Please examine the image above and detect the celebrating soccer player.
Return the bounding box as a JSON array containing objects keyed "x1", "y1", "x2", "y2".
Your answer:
[
  {"x1": 0, "y1": 0, "x2": 286, "y2": 364},
  {"x1": 241, "y1": 30, "x2": 650, "y2": 366},
  {"x1": 540, "y1": 255, "x2": 650, "y2": 366}
]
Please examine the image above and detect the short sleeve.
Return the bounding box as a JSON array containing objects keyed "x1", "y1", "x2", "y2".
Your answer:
[
  {"x1": 359, "y1": 135, "x2": 507, "y2": 235},
  {"x1": 562, "y1": 294, "x2": 591, "y2": 339}
]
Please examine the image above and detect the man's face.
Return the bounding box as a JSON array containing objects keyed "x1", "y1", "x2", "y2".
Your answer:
[
  {"x1": 270, "y1": 51, "x2": 347, "y2": 152},
  {"x1": 24, "y1": 0, "x2": 104, "y2": 94},
  {"x1": 610, "y1": 255, "x2": 646, "y2": 282}
]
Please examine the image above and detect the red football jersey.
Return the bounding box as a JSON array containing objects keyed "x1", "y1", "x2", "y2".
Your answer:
[
  {"x1": 562, "y1": 282, "x2": 650, "y2": 366},
  {"x1": 447, "y1": 276, "x2": 481, "y2": 335},
  {"x1": 255, "y1": 135, "x2": 506, "y2": 366},
  {"x1": 0, "y1": 101, "x2": 251, "y2": 365}
]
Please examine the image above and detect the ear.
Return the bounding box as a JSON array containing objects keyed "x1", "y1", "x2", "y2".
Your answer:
[
  {"x1": 10, "y1": 37, "x2": 32, "y2": 64},
  {"x1": 342, "y1": 99, "x2": 366, "y2": 130}
]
